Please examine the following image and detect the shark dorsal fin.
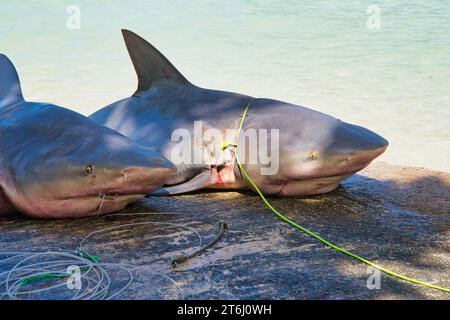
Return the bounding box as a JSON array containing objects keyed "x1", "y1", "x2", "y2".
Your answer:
[
  {"x1": 0, "y1": 54, "x2": 24, "y2": 107},
  {"x1": 121, "y1": 29, "x2": 191, "y2": 96}
]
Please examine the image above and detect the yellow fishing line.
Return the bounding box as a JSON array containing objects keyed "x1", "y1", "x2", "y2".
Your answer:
[{"x1": 223, "y1": 99, "x2": 450, "y2": 293}]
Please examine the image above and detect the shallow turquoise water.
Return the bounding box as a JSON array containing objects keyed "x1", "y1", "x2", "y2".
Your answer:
[{"x1": 1, "y1": 1, "x2": 449, "y2": 171}]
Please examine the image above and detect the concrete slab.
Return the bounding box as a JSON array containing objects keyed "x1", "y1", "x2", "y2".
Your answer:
[{"x1": 0, "y1": 162, "x2": 449, "y2": 299}]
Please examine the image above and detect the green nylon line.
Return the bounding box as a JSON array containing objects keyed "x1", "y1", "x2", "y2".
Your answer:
[
  {"x1": 20, "y1": 272, "x2": 67, "y2": 288},
  {"x1": 76, "y1": 248, "x2": 100, "y2": 263},
  {"x1": 20, "y1": 251, "x2": 98, "y2": 288},
  {"x1": 228, "y1": 99, "x2": 450, "y2": 293},
  {"x1": 20, "y1": 265, "x2": 93, "y2": 288}
]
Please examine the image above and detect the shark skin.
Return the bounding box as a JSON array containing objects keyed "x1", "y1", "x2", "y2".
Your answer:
[
  {"x1": 0, "y1": 54, "x2": 175, "y2": 218},
  {"x1": 90, "y1": 30, "x2": 388, "y2": 196}
]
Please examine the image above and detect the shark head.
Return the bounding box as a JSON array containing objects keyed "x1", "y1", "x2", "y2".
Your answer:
[
  {"x1": 238, "y1": 99, "x2": 388, "y2": 195},
  {"x1": 0, "y1": 54, "x2": 175, "y2": 218},
  {"x1": 12, "y1": 127, "x2": 176, "y2": 218}
]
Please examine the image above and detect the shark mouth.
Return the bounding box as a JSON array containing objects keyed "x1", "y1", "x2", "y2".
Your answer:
[
  {"x1": 274, "y1": 174, "x2": 353, "y2": 196},
  {"x1": 97, "y1": 192, "x2": 120, "y2": 201},
  {"x1": 94, "y1": 192, "x2": 145, "y2": 216}
]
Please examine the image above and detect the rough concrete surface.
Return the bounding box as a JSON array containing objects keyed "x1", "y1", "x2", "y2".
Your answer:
[{"x1": 0, "y1": 162, "x2": 449, "y2": 299}]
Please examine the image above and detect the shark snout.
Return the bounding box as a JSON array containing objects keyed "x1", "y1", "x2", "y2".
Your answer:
[
  {"x1": 117, "y1": 163, "x2": 176, "y2": 194},
  {"x1": 336, "y1": 122, "x2": 389, "y2": 172},
  {"x1": 343, "y1": 145, "x2": 388, "y2": 174},
  {"x1": 96, "y1": 138, "x2": 175, "y2": 188},
  {"x1": 98, "y1": 149, "x2": 176, "y2": 195},
  {"x1": 331, "y1": 122, "x2": 388, "y2": 153}
]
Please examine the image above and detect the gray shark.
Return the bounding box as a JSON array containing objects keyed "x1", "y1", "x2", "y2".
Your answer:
[
  {"x1": 0, "y1": 54, "x2": 175, "y2": 218},
  {"x1": 90, "y1": 30, "x2": 388, "y2": 196}
]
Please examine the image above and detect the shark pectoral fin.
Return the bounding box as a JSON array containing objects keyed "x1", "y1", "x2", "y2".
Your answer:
[
  {"x1": 149, "y1": 170, "x2": 213, "y2": 196},
  {"x1": 121, "y1": 29, "x2": 191, "y2": 95}
]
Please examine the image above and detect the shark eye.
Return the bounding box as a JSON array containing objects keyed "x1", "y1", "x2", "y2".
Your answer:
[
  {"x1": 309, "y1": 151, "x2": 318, "y2": 160},
  {"x1": 85, "y1": 165, "x2": 94, "y2": 175}
]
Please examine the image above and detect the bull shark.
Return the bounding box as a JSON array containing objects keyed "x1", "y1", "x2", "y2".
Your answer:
[
  {"x1": 0, "y1": 54, "x2": 175, "y2": 218},
  {"x1": 90, "y1": 30, "x2": 388, "y2": 196}
]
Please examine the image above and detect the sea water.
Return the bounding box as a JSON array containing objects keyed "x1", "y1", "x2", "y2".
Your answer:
[{"x1": 0, "y1": 0, "x2": 449, "y2": 172}]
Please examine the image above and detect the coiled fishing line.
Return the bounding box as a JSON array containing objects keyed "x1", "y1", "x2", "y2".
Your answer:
[{"x1": 0, "y1": 212, "x2": 202, "y2": 300}]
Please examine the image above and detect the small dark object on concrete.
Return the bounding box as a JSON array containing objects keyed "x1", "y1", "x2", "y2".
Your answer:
[{"x1": 171, "y1": 221, "x2": 228, "y2": 268}]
